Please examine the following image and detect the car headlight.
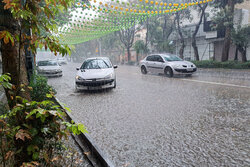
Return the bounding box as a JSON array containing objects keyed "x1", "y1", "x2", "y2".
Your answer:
[
  {"x1": 104, "y1": 73, "x2": 113, "y2": 79},
  {"x1": 76, "y1": 75, "x2": 84, "y2": 80}
]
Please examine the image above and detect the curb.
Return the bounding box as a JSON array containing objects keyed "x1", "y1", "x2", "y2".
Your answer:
[{"x1": 54, "y1": 97, "x2": 115, "y2": 167}]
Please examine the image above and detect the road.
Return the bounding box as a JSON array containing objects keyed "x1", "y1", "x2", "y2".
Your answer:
[{"x1": 48, "y1": 63, "x2": 250, "y2": 167}]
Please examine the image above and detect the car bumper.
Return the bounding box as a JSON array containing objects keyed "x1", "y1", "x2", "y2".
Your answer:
[
  {"x1": 173, "y1": 68, "x2": 197, "y2": 74},
  {"x1": 38, "y1": 71, "x2": 62, "y2": 77},
  {"x1": 75, "y1": 79, "x2": 115, "y2": 90}
]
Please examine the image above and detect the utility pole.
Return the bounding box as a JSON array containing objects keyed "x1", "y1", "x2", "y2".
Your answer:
[{"x1": 98, "y1": 39, "x2": 102, "y2": 56}]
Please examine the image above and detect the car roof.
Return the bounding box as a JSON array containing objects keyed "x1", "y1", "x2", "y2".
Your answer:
[
  {"x1": 148, "y1": 53, "x2": 177, "y2": 57},
  {"x1": 85, "y1": 57, "x2": 110, "y2": 60},
  {"x1": 38, "y1": 59, "x2": 56, "y2": 62}
]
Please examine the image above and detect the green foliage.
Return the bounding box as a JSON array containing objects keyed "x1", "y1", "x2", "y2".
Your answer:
[
  {"x1": 0, "y1": 73, "x2": 12, "y2": 89},
  {"x1": 192, "y1": 60, "x2": 250, "y2": 69},
  {"x1": 232, "y1": 26, "x2": 250, "y2": 49},
  {"x1": 29, "y1": 73, "x2": 56, "y2": 102},
  {"x1": 134, "y1": 40, "x2": 146, "y2": 54},
  {"x1": 1, "y1": 0, "x2": 73, "y2": 56},
  {"x1": 0, "y1": 75, "x2": 87, "y2": 166},
  {"x1": 0, "y1": 94, "x2": 87, "y2": 166}
]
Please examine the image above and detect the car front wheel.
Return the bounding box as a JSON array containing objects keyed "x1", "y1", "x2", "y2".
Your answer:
[
  {"x1": 141, "y1": 66, "x2": 147, "y2": 74},
  {"x1": 113, "y1": 80, "x2": 116, "y2": 89},
  {"x1": 164, "y1": 67, "x2": 173, "y2": 78}
]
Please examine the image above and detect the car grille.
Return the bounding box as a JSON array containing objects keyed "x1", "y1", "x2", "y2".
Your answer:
[
  {"x1": 174, "y1": 68, "x2": 197, "y2": 73},
  {"x1": 39, "y1": 71, "x2": 62, "y2": 74},
  {"x1": 76, "y1": 79, "x2": 114, "y2": 87}
]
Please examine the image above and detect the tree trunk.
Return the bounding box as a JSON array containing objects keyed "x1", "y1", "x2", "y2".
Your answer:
[
  {"x1": 192, "y1": 39, "x2": 200, "y2": 61},
  {"x1": 179, "y1": 40, "x2": 185, "y2": 59},
  {"x1": 192, "y1": 4, "x2": 207, "y2": 61},
  {"x1": 234, "y1": 47, "x2": 238, "y2": 61},
  {"x1": 0, "y1": 2, "x2": 31, "y2": 108},
  {"x1": 239, "y1": 47, "x2": 247, "y2": 62},
  {"x1": 176, "y1": 13, "x2": 185, "y2": 59},
  {"x1": 221, "y1": 0, "x2": 235, "y2": 62},
  {"x1": 127, "y1": 47, "x2": 131, "y2": 63},
  {"x1": 136, "y1": 52, "x2": 139, "y2": 63}
]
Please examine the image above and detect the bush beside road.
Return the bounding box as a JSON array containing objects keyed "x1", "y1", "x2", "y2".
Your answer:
[{"x1": 192, "y1": 60, "x2": 250, "y2": 69}]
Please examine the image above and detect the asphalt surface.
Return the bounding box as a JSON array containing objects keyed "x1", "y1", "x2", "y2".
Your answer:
[{"x1": 48, "y1": 63, "x2": 250, "y2": 167}]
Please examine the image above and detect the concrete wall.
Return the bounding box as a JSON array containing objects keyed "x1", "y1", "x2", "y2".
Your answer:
[
  {"x1": 236, "y1": 1, "x2": 250, "y2": 23},
  {"x1": 173, "y1": 36, "x2": 214, "y2": 61}
]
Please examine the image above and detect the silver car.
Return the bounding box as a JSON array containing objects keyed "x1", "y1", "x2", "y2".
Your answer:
[
  {"x1": 75, "y1": 57, "x2": 117, "y2": 91},
  {"x1": 57, "y1": 57, "x2": 67, "y2": 65},
  {"x1": 37, "y1": 60, "x2": 62, "y2": 77},
  {"x1": 140, "y1": 53, "x2": 197, "y2": 77}
]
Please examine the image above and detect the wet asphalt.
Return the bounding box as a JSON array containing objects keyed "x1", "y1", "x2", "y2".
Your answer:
[{"x1": 48, "y1": 63, "x2": 250, "y2": 167}]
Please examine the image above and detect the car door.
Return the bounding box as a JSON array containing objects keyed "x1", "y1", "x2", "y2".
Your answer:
[
  {"x1": 154, "y1": 55, "x2": 165, "y2": 74},
  {"x1": 145, "y1": 55, "x2": 155, "y2": 73}
]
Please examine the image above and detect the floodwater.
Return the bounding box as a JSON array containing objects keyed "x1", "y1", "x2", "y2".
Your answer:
[{"x1": 48, "y1": 63, "x2": 250, "y2": 167}]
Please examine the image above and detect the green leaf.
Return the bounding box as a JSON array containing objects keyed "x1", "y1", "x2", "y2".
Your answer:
[
  {"x1": 78, "y1": 124, "x2": 88, "y2": 134},
  {"x1": 32, "y1": 152, "x2": 39, "y2": 160},
  {"x1": 26, "y1": 109, "x2": 38, "y2": 119},
  {"x1": 72, "y1": 125, "x2": 78, "y2": 135}
]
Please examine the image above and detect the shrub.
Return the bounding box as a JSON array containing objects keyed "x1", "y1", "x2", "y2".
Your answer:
[
  {"x1": 0, "y1": 94, "x2": 87, "y2": 166},
  {"x1": 192, "y1": 60, "x2": 250, "y2": 69},
  {"x1": 29, "y1": 73, "x2": 57, "y2": 102},
  {"x1": 0, "y1": 74, "x2": 87, "y2": 166}
]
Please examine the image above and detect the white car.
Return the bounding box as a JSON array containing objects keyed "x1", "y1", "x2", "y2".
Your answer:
[
  {"x1": 75, "y1": 57, "x2": 117, "y2": 91},
  {"x1": 37, "y1": 60, "x2": 63, "y2": 77},
  {"x1": 57, "y1": 57, "x2": 67, "y2": 65},
  {"x1": 140, "y1": 54, "x2": 197, "y2": 77}
]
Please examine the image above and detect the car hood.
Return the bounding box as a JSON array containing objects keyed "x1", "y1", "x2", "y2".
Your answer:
[
  {"x1": 38, "y1": 66, "x2": 61, "y2": 71},
  {"x1": 76, "y1": 68, "x2": 114, "y2": 79},
  {"x1": 167, "y1": 61, "x2": 194, "y2": 66}
]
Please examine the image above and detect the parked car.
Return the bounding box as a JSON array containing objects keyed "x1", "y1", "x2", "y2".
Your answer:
[
  {"x1": 140, "y1": 53, "x2": 197, "y2": 77},
  {"x1": 37, "y1": 60, "x2": 63, "y2": 77},
  {"x1": 75, "y1": 57, "x2": 117, "y2": 91},
  {"x1": 57, "y1": 57, "x2": 67, "y2": 65}
]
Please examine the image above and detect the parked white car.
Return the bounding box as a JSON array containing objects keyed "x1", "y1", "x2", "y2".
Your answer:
[
  {"x1": 140, "y1": 53, "x2": 197, "y2": 77},
  {"x1": 37, "y1": 60, "x2": 63, "y2": 77},
  {"x1": 57, "y1": 57, "x2": 67, "y2": 65},
  {"x1": 75, "y1": 57, "x2": 117, "y2": 91}
]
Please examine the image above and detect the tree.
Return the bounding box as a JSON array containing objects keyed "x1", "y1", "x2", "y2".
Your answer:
[
  {"x1": 212, "y1": 0, "x2": 244, "y2": 62},
  {"x1": 0, "y1": 0, "x2": 71, "y2": 107},
  {"x1": 173, "y1": 0, "x2": 192, "y2": 59},
  {"x1": 176, "y1": 12, "x2": 186, "y2": 59},
  {"x1": 133, "y1": 40, "x2": 146, "y2": 63},
  {"x1": 142, "y1": 14, "x2": 174, "y2": 54},
  {"x1": 118, "y1": 22, "x2": 136, "y2": 63},
  {"x1": 232, "y1": 26, "x2": 250, "y2": 62},
  {"x1": 191, "y1": 1, "x2": 208, "y2": 61}
]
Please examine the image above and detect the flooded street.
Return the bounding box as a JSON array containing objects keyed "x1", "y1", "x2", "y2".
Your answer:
[{"x1": 48, "y1": 63, "x2": 250, "y2": 167}]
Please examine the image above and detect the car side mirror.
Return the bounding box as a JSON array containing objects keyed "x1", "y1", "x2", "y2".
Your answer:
[
  {"x1": 76, "y1": 68, "x2": 80, "y2": 70},
  {"x1": 113, "y1": 65, "x2": 118, "y2": 69}
]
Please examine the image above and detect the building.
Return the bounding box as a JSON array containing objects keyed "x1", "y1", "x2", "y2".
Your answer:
[{"x1": 170, "y1": 2, "x2": 250, "y2": 61}]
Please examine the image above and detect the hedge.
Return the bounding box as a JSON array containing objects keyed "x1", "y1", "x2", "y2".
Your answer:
[{"x1": 192, "y1": 60, "x2": 250, "y2": 69}]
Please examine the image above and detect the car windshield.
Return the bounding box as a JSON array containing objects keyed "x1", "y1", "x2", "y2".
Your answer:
[
  {"x1": 80, "y1": 59, "x2": 112, "y2": 69},
  {"x1": 38, "y1": 61, "x2": 58, "y2": 66},
  {"x1": 163, "y1": 55, "x2": 183, "y2": 62}
]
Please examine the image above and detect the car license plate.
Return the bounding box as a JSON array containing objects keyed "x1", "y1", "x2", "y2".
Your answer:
[
  {"x1": 187, "y1": 68, "x2": 193, "y2": 71},
  {"x1": 88, "y1": 86, "x2": 101, "y2": 90}
]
